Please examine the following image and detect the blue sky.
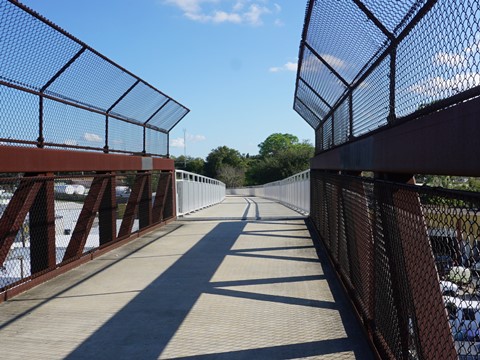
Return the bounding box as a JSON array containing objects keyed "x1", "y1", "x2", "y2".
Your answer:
[{"x1": 20, "y1": 0, "x2": 313, "y2": 159}]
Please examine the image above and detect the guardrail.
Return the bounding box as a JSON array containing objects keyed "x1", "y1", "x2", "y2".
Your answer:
[
  {"x1": 0, "y1": 148, "x2": 176, "y2": 301},
  {"x1": 175, "y1": 170, "x2": 225, "y2": 216},
  {"x1": 227, "y1": 170, "x2": 310, "y2": 214}
]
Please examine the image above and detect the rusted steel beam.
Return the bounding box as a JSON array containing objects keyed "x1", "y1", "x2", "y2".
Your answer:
[
  {"x1": 152, "y1": 172, "x2": 172, "y2": 222},
  {"x1": 118, "y1": 173, "x2": 147, "y2": 239},
  {"x1": 99, "y1": 175, "x2": 117, "y2": 247},
  {"x1": 387, "y1": 175, "x2": 456, "y2": 359},
  {"x1": 30, "y1": 174, "x2": 56, "y2": 274},
  {"x1": 138, "y1": 173, "x2": 152, "y2": 230},
  {"x1": 0, "y1": 177, "x2": 43, "y2": 266},
  {"x1": 0, "y1": 146, "x2": 174, "y2": 173},
  {"x1": 164, "y1": 171, "x2": 176, "y2": 220},
  {"x1": 63, "y1": 176, "x2": 109, "y2": 262},
  {"x1": 310, "y1": 95, "x2": 480, "y2": 176}
]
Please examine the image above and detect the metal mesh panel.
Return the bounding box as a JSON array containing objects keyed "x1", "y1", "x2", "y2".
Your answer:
[
  {"x1": 310, "y1": 170, "x2": 480, "y2": 359},
  {"x1": 293, "y1": 98, "x2": 322, "y2": 129},
  {"x1": 322, "y1": 116, "x2": 333, "y2": 150},
  {"x1": 149, "y1": 100, "x2": 189, "y2": 131},
  {"x1": 352, "y1": 54, "x2": 390, "y2": 137},
  {"x1": 0, "y1": 1, "x2": 81, "y2": 91},
  {"x1": 44, "y1": 99, "x2": 105, "y2": 150},
  {"x1": 108, "y1": 118, "x2": 143, "y2": 154},
  {"x1": 333, "y1": 100, "x2": 349, "y2": 146},
  {"x1": 296, "y1": 79, "x2": 329, "y2": 126},
  {"x1": 109, "y1": 82, "x2": 168, "y2": 123},
  {"x1": 0, "y1": 0, "x2": 189, "y2": 155},
  {"x1": 296, "y1": 0, "x2": 480, "y2": 154},
  {"x1": 0, "y1": 86, "x2": 38, "y2": 144},
  {"x1": 395, "y1": 0, "x2": 480, "y2": 118},
  {"x1": 46, "y1": 50, "x2": 136, "y2": 112},
  {"x1": 360, "y1": 0, "x2": 427, "y2": 35},
  {"x1": 304, "y1": 0, "x2": 387, "y2": 84},
  {"x1": 145, "y1": 128, "x2": 168, "y2": 156},
  {"x1": 299, "y1": 47, "x2": 348, "y2": 107}
]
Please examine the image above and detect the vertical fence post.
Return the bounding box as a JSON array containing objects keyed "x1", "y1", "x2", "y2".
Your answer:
[{"x1": 38, "y1": 96, "x2": 44, "y2": 148}]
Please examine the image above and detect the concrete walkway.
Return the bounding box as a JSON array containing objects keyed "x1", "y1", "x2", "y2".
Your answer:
[{"x1": 0, "y1": 196, "x2": 374, "y2": 359}]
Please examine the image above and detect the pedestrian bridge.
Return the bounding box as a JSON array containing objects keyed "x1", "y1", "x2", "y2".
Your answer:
[
  {"x1": 2, "y1": 0, "x2": 480, "y2": 359},
  {"x1": 0, "y1": 196, "x2": 373, "y2": 359}
]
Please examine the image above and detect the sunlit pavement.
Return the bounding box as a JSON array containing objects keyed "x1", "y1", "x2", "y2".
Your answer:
[{"x1": 0, "y1": 197, "x2": 373, "y2": 359}]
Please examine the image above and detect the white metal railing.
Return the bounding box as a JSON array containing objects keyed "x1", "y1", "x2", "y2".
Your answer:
[
  {"x1": 175, "y1": 170, "x2": 226, "y2": 216},
  {"x1": 227, "y1": 170, "x2": 310, "y2": 214}
]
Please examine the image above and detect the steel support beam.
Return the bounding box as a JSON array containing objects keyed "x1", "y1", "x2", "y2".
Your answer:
[
  {"x1": 139, "y1": 173, "x2": 152, "y2": 230},
  {"x1": 63, "y1": 176, "x2": 109, "y2": 262},
  {"x1": 310, "y1": 96, "x2": 480, "y2": 176},
  {"x1": 99, "y1": 175, "x2": 117, "y2": 247},
  {"x1": 0, "y1": 146, "x2": 174, "y2": 173},
  {"x1": 375, "y1": 173, "x2": 456, "y2": 360},
  {"x1": 118, "y1": 172, "x2": 148, "y2": 239},
  {"x1": 152, "y1": 172, "x2": 172, "y2": 223},
  {"x1": 0, "y1": 178, "x2": 43, "y2": 266},
  {"x1": 30, "y1": 174, "x2": 56, "y2": 274}
]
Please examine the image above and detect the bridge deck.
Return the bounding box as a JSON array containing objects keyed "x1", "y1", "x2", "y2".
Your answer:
[{"x1": 0, "y1": 197, "x2": 373, "y2": 359}]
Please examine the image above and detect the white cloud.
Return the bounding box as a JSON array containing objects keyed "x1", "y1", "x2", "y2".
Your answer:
[
  {"x1": 164, "y1": 0, "x2": 278, "y2": 26},
  {"x1": 274, "y1": 18, "x2": 284, "y2": 27},
  {"x1": 244, "y1": 4, "x2": 270, "y2": 26},
  {"x1": 269, "y1": 61, "x2": 297, "y2": 73},
  {"x1": 64, "y1": 139, "x2": 78, "y2": 146},
  {"x1": 409, "y1": 72, "x2": 480, "y2": 96},
  {"x1": 321, "y1": 54, "x2": 347, "y2": 69},
  {"x1": 434, "y1": 52, "x2": 466, "y2": 67},
  {"x1": 170, "y1": 137, "x2": 185, "y2": 148},
  {"x1": 83, "y1": 132, "x2": 102, "y2": 143},
  {"x1": 171, "y1": 133, "x2": 206, "y2": 148},
  {"x1": 187, "y1": 134, "x2": 206, "y2": 142}
]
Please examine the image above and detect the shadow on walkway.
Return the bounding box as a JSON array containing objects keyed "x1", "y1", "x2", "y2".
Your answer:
[{"x1": 61, "y1": 219, "x2": 373, "y2": 360}]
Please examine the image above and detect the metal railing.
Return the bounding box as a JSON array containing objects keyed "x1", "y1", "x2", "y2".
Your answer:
[
  {"x1": 0, "y1": 1, "x2": 188, "y2": 301},
  {"x1": 228, "y1": 170, "x2": 310, "y2": 214},
  {"x1": 310, "y1": 171, "x2": 480, "y2": 360},
  {"x1": 175, "y1": 170, "x2": 225, "y2": 216},
  {"x1": 0, "y1": 0, "x2": 189, "y2": 156},
  {"x1": 295, "y1": 0, "x2": 480, "y2": 154},
  {"x1": 0, "y1": 149, "x2": 176, "y2": 301},
  {"x1": 294, "y1": 1, "x2": 480, "y2": 359}
]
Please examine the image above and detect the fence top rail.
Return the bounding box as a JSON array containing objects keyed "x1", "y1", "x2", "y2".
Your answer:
[
  {"x1": 0, "y1": 0, "x2": 189, "y2": 135},
  {"x1": 175, "y1": 170, "x2": 226, "y2": 187}
]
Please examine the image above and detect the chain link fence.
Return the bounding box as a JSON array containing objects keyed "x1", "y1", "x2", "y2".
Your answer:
[
  {"x1": 295, "y1": 0, "x2": 480, "y2": 153},
  {"x1": 0, "y1": 0, "x2": 189, "y2": 156},
  {"x1": 310, "y1": 170, "x2": 480, "y2": 359}
]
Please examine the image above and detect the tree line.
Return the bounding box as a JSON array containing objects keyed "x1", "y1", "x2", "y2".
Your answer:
[{"x1": 173, "y1": 133, "x2": 314, "y2": 188}]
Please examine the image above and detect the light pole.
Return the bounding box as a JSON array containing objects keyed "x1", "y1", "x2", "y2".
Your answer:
[{"x1": 183, "y1": 128, "x2": 187, "y2": 168}]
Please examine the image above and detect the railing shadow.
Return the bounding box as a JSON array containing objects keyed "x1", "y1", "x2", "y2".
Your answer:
[{"x1": 60, "y1": 219, "x2": 373, "y2": 359}]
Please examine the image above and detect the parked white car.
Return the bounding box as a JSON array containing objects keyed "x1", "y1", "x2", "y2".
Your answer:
[
  {"x1": 441, "y1": 280, "x2": 459, "y2": 296},
  {"x1": 444, "y1": 296, "x2": 480, "y2": 358}
]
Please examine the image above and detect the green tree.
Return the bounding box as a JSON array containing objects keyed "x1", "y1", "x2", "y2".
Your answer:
[
  {"x1": 258, "y1": 133, "x2": 299, "y2": 157},
  {"x1": 174, "y1": 155, "x2": 205, "y2": 174},
  {"x1": 205, "y1": 146, "x2": 246, "y2": 179},
  {"x1": 246, "y1": 135, "x2": 314, "y2": 185},
  {"x1": 217, "y1": 164, "x2": 245, "y2": 188}
]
